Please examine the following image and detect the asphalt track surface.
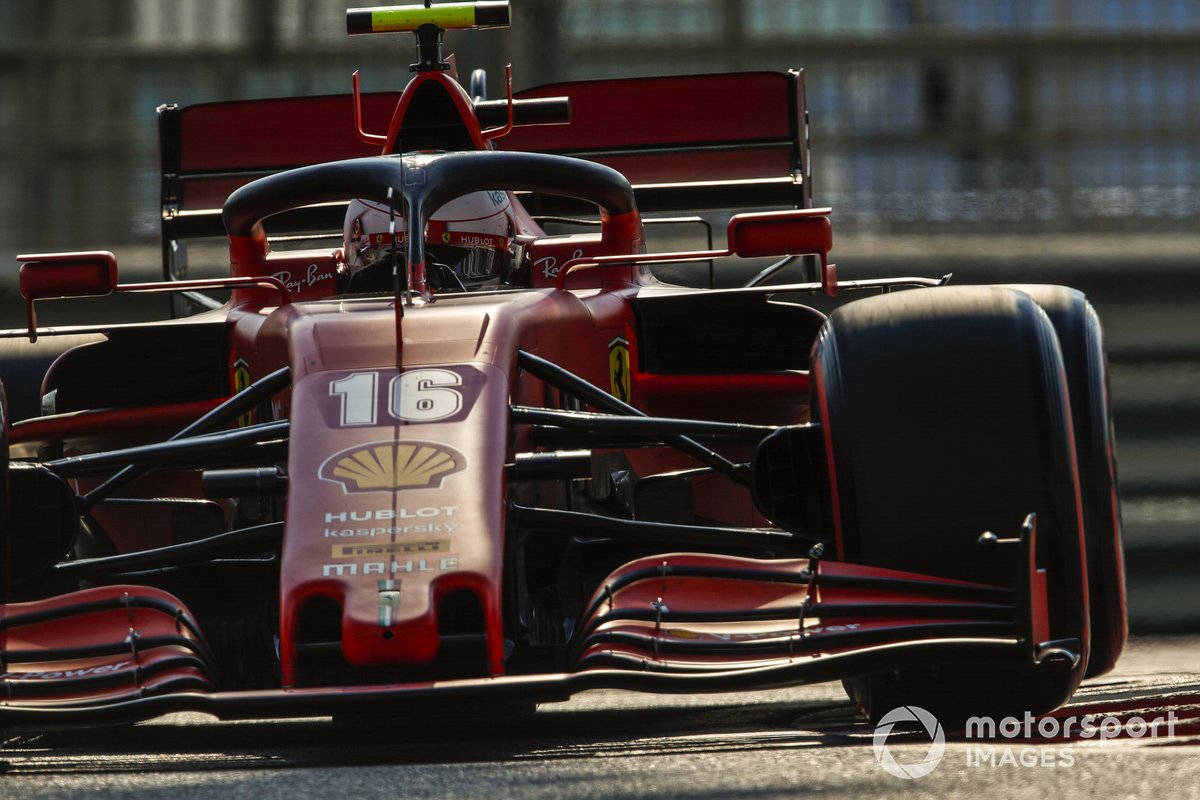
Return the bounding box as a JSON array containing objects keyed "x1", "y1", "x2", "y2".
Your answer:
[{"x1": 1, "y1": 636, "x2": 1197, "y2": 799}]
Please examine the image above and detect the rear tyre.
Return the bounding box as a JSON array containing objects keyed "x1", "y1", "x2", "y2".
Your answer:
[
  {"x1": 0, "y1": 333, "x2": 106, "y2": 422},
  {"x1": 811, "y1": 286, "x2": 1089, "y2": 722}
]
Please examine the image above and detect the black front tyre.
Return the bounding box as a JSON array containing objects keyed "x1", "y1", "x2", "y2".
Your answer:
[
  {"x1": 812, "y1": 286, "x2": 1090, "y2": 722},
  {"x1": 1002, "y1": 285, "x2": 1126, "y2": 678}
]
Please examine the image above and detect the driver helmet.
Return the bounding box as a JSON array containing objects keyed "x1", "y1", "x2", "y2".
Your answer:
[{"x1": 342, "y1": 190, "x2": 517, "y2": 292}]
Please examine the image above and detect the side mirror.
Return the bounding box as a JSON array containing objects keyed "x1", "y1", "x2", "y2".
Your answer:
[
  {"x1": 16, "y1": 251, "x2": 118, "y2": 341},
  {"x1": 726, "y1": 209, "x2": 836, "y2": 295},
  {"x1": 554, "y1": 206, "x2": 839, "y2": 295}
]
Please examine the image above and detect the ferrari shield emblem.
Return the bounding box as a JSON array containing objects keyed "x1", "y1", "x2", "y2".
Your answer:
[
  {"x1": 232, "y1": 359, "x2": 255, "y2": 427},
  {"x1": 608, "y1": 337, "x2": 631, "y2": 402}
]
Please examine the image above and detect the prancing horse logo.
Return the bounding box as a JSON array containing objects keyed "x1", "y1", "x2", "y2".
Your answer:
[{"x1": 608, "y1": 337, "x2": 630, "y2": 402}]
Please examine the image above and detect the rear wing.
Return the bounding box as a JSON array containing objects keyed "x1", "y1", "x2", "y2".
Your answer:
[
  {"x1": 498, "y1": 70, "x2": 810, "y2": 216},
  {"x1": 158, "y1": 92, "x2": 400, "y2": 280},
  {"x1": 157, "y1": 70, "x2": 809, "y2": 280}
]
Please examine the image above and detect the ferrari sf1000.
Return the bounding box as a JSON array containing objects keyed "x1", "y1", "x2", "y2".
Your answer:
[{"x1": 0, "y1": 2, "x2": 1124, "y2": 728}]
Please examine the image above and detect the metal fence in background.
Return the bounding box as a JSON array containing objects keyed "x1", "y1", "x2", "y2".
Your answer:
[
  {"x1": 561, "y1": 0, "x2": 1200, "y2": 234},
  {"x1": 2, "y1": 0, "x2": 1200, "y2": 254}
]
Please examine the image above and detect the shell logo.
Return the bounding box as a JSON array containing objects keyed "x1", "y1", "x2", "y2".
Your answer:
[{"x1": 319, "y1": 441, "x2": 465, "y2": 494}]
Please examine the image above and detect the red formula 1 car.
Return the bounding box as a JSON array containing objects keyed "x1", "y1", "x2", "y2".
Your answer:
[{"x1": 0, "y1": 3, "x2": 1124, "y2": 728}]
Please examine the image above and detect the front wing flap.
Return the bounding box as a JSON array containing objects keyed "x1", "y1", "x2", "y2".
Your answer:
[{"x1": 0, "y1": 585, "x2": 215, "y2": 709}]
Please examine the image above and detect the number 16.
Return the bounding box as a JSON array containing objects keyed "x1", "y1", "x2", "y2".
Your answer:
[{"x1": 329, "y1": 369, "x2": 463, "y2": 426}]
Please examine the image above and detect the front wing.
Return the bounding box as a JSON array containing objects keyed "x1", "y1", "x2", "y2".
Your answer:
[{"x1": 0, "y1": 517, "x2": 1069, "y2": 727}]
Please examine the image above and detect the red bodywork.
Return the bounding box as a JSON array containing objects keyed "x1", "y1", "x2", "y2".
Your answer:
[{"x1": 0, "y1": 12, "x2": 1115, "y2": 727}]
